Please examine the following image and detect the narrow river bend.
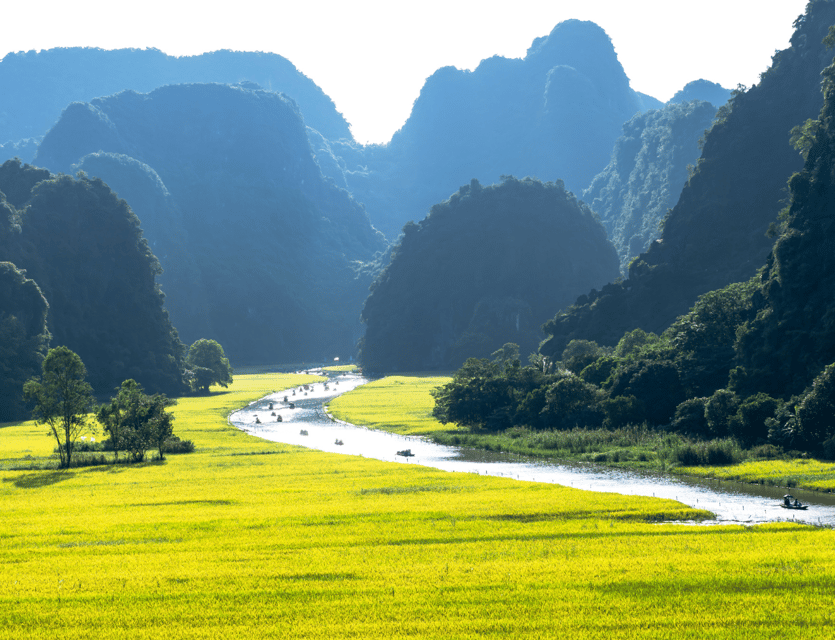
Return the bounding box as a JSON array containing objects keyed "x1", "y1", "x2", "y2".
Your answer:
[{"x1": 229, "y1": 370, "x2": 835, "y2": 527}]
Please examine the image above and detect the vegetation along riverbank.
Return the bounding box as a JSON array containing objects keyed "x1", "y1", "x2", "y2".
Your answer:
[
  {"x1": 3, "y1": 372, "x2": 835, "y2": 638},
  {"x1": 329, "y1": 374, "x2": 835, "y2": 493}
]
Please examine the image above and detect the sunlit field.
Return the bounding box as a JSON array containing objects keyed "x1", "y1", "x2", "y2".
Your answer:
[
  {"x1": 680, "y1": 458, "x2": 835, "y2": 493},
  {"x1": 321, "y1": 364, "x2": 358, "y2": 372},
  {"x1": 327, "y1": 375, "x2": 453, "y2": 435},
  {"x1": 1, "y1": 373, "x2": 834, "y2": 638}
]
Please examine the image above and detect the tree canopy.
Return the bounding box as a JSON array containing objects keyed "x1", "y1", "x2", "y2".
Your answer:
[
  {"x1": 24, "y1": 346, "x2": 93, "y2": 468},
  {"x1": 185, "y1": 339, "x2": 233, "y2": 394}
]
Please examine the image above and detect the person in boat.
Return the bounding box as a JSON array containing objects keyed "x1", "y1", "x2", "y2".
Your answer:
[
  {"x1": 784, "y1": 495, "x2": 793, "y2": 507},
  {"x1": 794, "y1": 497, "x2": 802, "y2": 507}
]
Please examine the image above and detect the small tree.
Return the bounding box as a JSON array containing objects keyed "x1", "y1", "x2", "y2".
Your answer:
[
  {"x1": 24, "y1": 346, "x2": 94, "y2": 468},
  {"x1": 185, "y1": 339, "x2": 233, "y2": 394}
]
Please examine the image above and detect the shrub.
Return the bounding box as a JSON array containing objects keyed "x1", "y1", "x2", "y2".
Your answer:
[{"x1": 163, "y1": 436, "x2": 195, "y2": 454}]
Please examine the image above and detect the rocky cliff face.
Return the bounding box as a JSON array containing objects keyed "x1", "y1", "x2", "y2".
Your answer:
[{"x1": 584, "y1": 100, "x2": 718, "y2": 271}]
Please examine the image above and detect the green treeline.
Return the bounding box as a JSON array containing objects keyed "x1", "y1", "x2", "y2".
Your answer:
[{"x1": 433, "y1": 37, "x2": 835, "y2": 457}]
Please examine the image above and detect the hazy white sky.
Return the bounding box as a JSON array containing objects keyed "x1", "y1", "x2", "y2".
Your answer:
[{"x1": 3, "y1": 0, "x2": 810, "y2": 144}]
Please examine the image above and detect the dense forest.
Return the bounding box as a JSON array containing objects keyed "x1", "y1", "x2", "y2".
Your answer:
[
  {"x1": 360, "y1": 177, "x2": 619, "y2": 371},
  {"x1": 541, "y1": 0, "x2": 835, "y2": 357},
  {"x1": 33, "y1": 83, "x2": 385, "y2": 364},
  {"x1": 0, "y1": 160, "x2": 185, "y2": 416}
]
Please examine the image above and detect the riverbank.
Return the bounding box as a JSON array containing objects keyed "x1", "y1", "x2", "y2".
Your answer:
[{"x1": 328, "y1": 374, "x2": 835, "y2": 494}]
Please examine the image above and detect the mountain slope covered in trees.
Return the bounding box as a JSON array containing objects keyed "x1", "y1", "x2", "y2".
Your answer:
[
  {"x1": 584, "y1": 100, "x2": 718, "y2": 270},
  {"x1": 541, "y1": 0, "x2": 835, "y2": 359},
  {"x1": 360, "y1": 177, "x2": 620, "y2": 372},
  {"x1": 0, "y1": 160, "x2": 185, "y2": 399},
  {"x1": 34, "y1": 83, "x2": 386, "y2": 364},
  {"x1": 0, "y1": 261, "x2": 49, "y2": 421}
]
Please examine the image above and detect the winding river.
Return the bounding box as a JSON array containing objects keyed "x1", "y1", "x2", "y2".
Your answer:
[{"x1": 229, "y1": 370, "x2": 835, "y2": 527}]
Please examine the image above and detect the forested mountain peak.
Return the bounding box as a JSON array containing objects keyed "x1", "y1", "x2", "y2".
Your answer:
[
  {"x1": 0, "y1": 161, "x2": 185, "y2": 398},
  {"x1": 669, "y1": 79, "x2": 732, "y2": 107},
  {"x1": 33, "y1": 82, "x2": 385, "y2": 364},
  {"x1": 341, "y1": 19, "x2": 651, "y2": 240},
  {"x1": 360, "y1": 177, "x2": 620, "y2": 372},
  {"x1": 541, "y1": 0, "x2": 835, "y2": 358}
]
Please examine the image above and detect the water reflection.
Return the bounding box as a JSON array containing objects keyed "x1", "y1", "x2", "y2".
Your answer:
[{"x1": 229, "y1": 371, "x2": 835, "y2": 527}]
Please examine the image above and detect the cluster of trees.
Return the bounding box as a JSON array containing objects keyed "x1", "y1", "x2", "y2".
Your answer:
[
  {"x1": 434, "y1": 25, "x2": 835, "y2": 457},
  {"x1": 21, "y1": 339, "x2": 234, "y2": 466},
  {"x1": 24, "y1": 347, "x2": 179, "y2": 468},
  {"x1": 359, "y1": 177, "x2": 619, "y2": 371}
]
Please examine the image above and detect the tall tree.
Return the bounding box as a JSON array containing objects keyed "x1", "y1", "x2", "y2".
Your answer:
[
  {"x1": 185, "y1": 339, "x2": 233, "y2": 394},
  {"x1": 24, "y1": 346, "x2": 93, "y2": 468}
]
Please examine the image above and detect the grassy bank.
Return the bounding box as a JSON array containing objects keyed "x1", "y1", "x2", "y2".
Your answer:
[
  {"x1": 332, "y1": 375, "x2": 835, "y2": 494},
  {"x1": 1, "y1": 373, "x2": 835, "y2": 638}
]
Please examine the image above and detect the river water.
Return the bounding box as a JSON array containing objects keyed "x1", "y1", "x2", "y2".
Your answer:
[{"x1": 229, "y1": 370, "x2": 835, "y2": 527}]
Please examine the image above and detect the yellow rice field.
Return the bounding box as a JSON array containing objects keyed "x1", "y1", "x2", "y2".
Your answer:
[
  {"x1": 1, "y1": 373, "x2": 834, "y2": 638},
  {"x1": 680, "y1": 458, "x2": 835, "y2": 493},
  {"x1": 327, "y1": 375, "x2": 453, "y2": 435}
]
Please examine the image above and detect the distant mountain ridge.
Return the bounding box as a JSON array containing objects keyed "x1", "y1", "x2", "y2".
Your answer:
[
  {"x1": 0, "y1": 47, "x2": 352, "y2": 149},
  {"x1": 331, "y1": 20, "x2": 662, "y2": 239}
]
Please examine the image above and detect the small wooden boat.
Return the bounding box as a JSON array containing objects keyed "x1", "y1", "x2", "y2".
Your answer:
[
  {"x1": 335, "y1": 439, "x2": 344, "y2": 446},
  {"x1": 781, "y1": 495, "x2": 808, "y2": 510},
  {"x1": 396, "y1": 449, "x2": 414, "y2": 457},
  {"x1": 299, "y1": 430, "x2": 308, "y2": 436}
]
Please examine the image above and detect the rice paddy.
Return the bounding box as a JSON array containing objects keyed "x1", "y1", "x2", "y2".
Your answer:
[
  {"x1": 1, "y1": 372, "x2": 834, "y2": 638},
  {"x1": 327, "y1": 375, "x2": 453, "y2": 435},
  {"x1": 679, "y1": 458, "x2": 835, "y2": 493}
]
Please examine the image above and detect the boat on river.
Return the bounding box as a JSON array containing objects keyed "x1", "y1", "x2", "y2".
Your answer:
[
  {"x1": 782, "y1": 494, "x2": 808, "y2": 510},
  {"x1": 396, "y1": 449, "x2": 414, "y2": 457}
]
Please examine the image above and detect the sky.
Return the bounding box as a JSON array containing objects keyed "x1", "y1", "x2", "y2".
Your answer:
[{"x1": 3, "y1": 0, "x2": 811, "y2": 144}]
